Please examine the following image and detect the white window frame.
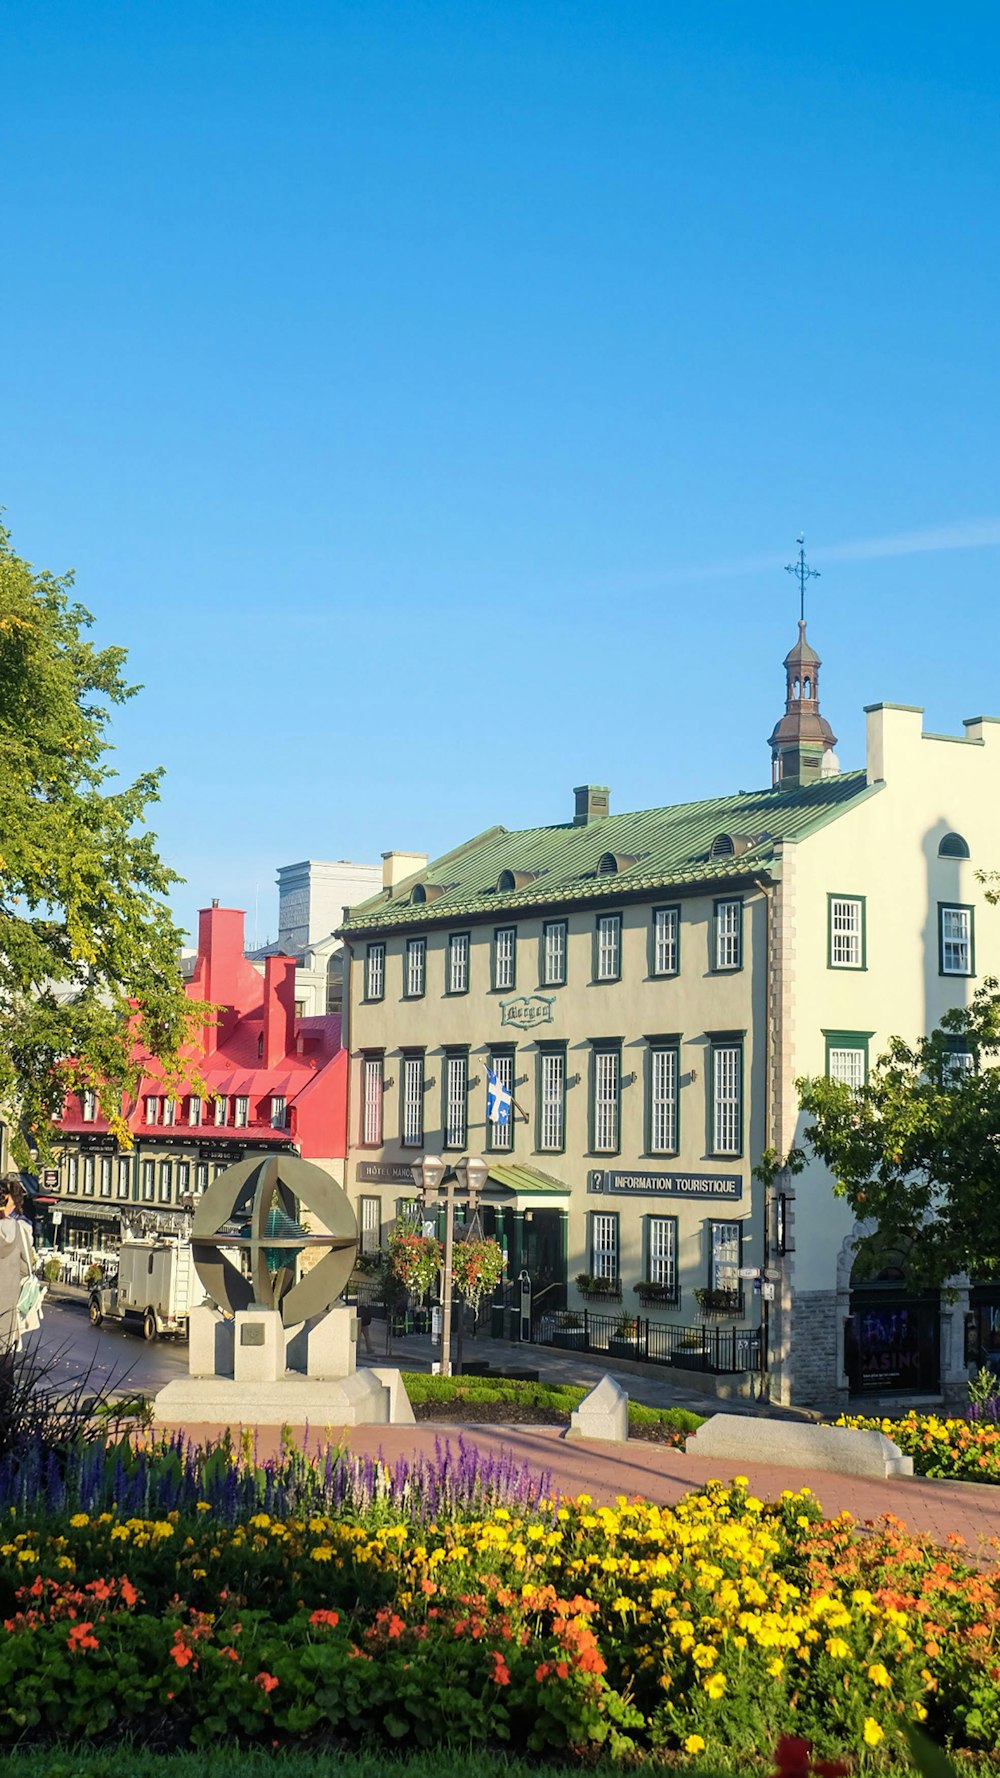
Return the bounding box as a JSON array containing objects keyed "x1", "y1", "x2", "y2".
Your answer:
[
  {"x1": 158, "y1": 1160, "x2": 173, "y2": 1203},
  {"x1": 711, "y1": 1041, "x2": 742, "y2": 1155},
  {"x1": 828, "y1": 1045, "x2": 866, "y2": 1091},
  {"x1": 590, "y1": 1211, "x2": 619, "y2": 1283},
  {"x1": 142, "y1": 1160, "x2": 155, "y2": 1202},
  {"x1": 487, "y1": 1050, "x2": 515, "y2": 1153},
  {"x1": 361, "y1": 1056, "x2": 384, "y2": 1146},
  {"x1": 233, "y1": 1096, "x2": 249, "y2": 1129},
  {"x1": 596, "y1": 913, "x2": 621, "y2": 982},
  {"x1": 940, "y1": 904, "x2": 973, "y2": 977},
  {"x1": 270, "y1": 1095, "x2": 287, "y2": 1129},
  {"x1": 99, "y1": 1156, "x2": 113, "y2": 1198},
  {"x1": 714, "y1": 899, "x2": 742, "y2": 971},
  {"x1": 144, "y1": 1095, "x2": 159, "y2": 1125},
  {"x1": 539, "y1": 1049, "x2": 565, "y2": 1152},
  {"x1": 117, "y1": 1158, "x2": 131, "y2": 1200},
  {"x1": 493, "y1": 927, "x2": 516, "y2": 991},
  {"x1": 829, "y1": 896, "x2": 864, "y2": 969},
  {"x1": 444, "y1": 1052, "x2": 468, "y2": 1149},
  {"x1": 188, "y1": 1095, "x2": 203, "y2": 1127},
  {"x1": 196, "y1": 1163, "x2": 209, "y2": 1195},
  {"x1": 647, "y1": 1215, "x2": 678, "y2": 1293},
  {"x1": 214, "y1": 1095, "x2": 228, "y2": 1127},
  {"x1": 366, "y1": 942, "x2": 386, "y2": 1001},
  {"x1": 66, "y1": 1156, "x2": 78, "y2": 1194},
  {"x1": 81, "y1": 1089, "x2": 97, "y2": 1123},
  {"x1": 176, "y1": 1162, "x2": 190, "y2": 1200},
  {"x1": 710, "y1": 1221, "x2": 742, "y2": 1295},
  {"x1": 401, "y1": 1054, "x2": 424, "y2": 1147},
  {"x1": 405, "y1": 937, "x2": 426, "y2": 998},
  {"x1": 542, "y1": 920, "x2": 567, "y2": 987},
  {"x1": 652, "y1": 906, "x2": 679, "y2": 977},
  {"x1": 82, "y1": 1155, "x2": 95, "y2": 1196},
  {"x1": 359, "y1": 1195, "x2": 381, "y2": 1255},
  {"x1": 592, "y1": 1047, "x2": 621, "y2": 1153},
  {"x1": 162, "y1": 1096, "x2": 176, "y2": 1127},
  {"x1": 943, "y1": 1046, "x2": 975, "y2": 1085},
  {"x1": 448, "y1": 933, "x2": 470, "y2": 995},
  {"x1": 649, "y1": 1044, "x2": 679, "y2": 1153}
]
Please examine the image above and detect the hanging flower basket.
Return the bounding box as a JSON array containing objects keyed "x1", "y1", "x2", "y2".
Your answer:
[
  {"x1": 388, "y1": 1226, "x2": 442, "y2": 1303},
  {"x1": 451, "y1": 1237, "x2": 504, "y2": 1314}
]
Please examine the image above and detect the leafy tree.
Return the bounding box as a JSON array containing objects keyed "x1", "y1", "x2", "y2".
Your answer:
[
  {"x1": 0, "y1": 521, "x2": 202, "y2": 1161},
  {"x1": 797, "y1": 985, "x2": 1000, "y2": 1286}
]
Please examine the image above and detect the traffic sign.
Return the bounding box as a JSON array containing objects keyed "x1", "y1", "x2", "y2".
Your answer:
[{"x1": 736, "y1": 1266, "x2": 761, "y2": 1279}]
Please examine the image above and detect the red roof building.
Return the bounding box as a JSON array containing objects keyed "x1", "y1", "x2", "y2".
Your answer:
[{"x1": 46, "y1": 903, "x2": 347, "y2": 1251}]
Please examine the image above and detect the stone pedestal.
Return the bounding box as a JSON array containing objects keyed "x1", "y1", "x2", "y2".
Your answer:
[
  {"x1": 566, "y1": 1374, "x2": 629, "y2": 1443},
  {"x1": 154, "y1": 1302, "x2": 409, "y2": 1430}
]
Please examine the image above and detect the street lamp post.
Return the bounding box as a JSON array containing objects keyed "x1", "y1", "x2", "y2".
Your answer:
[{"x1": 410, "y1": 1152, "x2": 489, "y2": 1377}]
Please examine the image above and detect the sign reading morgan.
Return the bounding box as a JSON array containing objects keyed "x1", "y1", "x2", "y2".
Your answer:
[
  {"x1": 192, "y1": 1154, "x2": 358, "y2": 1328},
  {"x1": 500, "y1": 994, "x2": 554, "y2": 1030}
]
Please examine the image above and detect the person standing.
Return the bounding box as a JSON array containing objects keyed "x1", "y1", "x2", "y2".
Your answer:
[{"x1": 0, "y1": 1175, "x2": 31, "y2": 1363}]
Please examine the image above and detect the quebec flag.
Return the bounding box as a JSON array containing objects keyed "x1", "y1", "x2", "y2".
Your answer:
[{"x1": 486, "y1": 1067, "x2": 512, "y2": 1127}]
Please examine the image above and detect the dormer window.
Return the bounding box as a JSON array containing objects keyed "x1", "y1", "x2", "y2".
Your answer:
[
  {"x1": 496, "y1": 868, "x2": 539, "y2": 892},
  {"x1": 938, "y1": 832, "x2": 970, "y2": 860},
  {"x1": 410, "y1": 882, "x2": 445, "y2": 904},
  {"x1": 595, "y1": 851, "x2": 638, "y2": 877},
  {"x1": 709, "y1": 832, "x2": 754, "y2": 860}
]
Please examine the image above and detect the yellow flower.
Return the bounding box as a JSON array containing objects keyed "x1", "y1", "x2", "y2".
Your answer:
[
  {"x1": 684, "y1": 1735, "x2": 706, "y2": 1754},
  {"x1": 867, "y1": 1663, "x2": 891, "y2": 1689},
  {"x1": 196, "y1": 1501, "x2": 211, "y2": 1513},
  {"x1": 767, "y1": 1658, "x2": 784, "y2": 1678},
  {"x1": 69, "y1": 1513, "x2": 90, "y2": 1529},
  {"x1": 311, "y1": 1544, "x2": 334, "y2": 1563},
  {"x1": 703, "y1": 1672, "x2": 727, "y2": 1700},
  {"x1": 826, "y1": 1637, "x2": 850, "y2": 1659},
  {"x1": 863, "y1": 1719, "x2": 884, "y2": 1747},
  {"x1": 692, "y1": 1644, "x2": 717, "y2": 1669}
]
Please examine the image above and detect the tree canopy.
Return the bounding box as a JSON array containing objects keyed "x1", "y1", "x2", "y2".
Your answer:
[
  {"x1": 797, "y1": 985, "x2": 1000, "y2": 1286},
  {"x1": 0, "y1": 521, "x2": 201, "y2": 1161}
]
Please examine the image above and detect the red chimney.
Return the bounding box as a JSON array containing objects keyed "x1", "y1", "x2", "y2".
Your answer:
[
  {"x1": 196, "y1": 906, "x2": 247, "y2": 1051},
  {"x1": 263, "y1": 954, "x2": 297, "y2": 1067}
]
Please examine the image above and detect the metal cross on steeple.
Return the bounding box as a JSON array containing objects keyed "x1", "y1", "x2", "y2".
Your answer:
[{"x1": 785, "y1": 534, "x2": 820, "y2": 622}]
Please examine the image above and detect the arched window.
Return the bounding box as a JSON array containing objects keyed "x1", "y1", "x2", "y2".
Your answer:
[
  {"x1": 710, "y1": 834, "x2": 735, "y2": 859},
  {"x1": 410, "y1": 883, "x2": 427, "y2": 903},
  {"x1": 497, "y1": 869, "x2": 516, "y2": 892},
  {"x1": 803, "y1": 676, "x2": 811, "y2": 699},
  {"x1": 938, "y1": 832, "x2": 970, "y2": 859}
]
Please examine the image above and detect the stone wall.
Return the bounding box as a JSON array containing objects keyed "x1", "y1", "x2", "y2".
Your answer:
[{"x1": 789, "y1": 1289, "x2": 846, "y2": 1408}]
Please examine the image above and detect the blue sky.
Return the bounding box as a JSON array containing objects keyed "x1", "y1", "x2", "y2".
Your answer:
[{"x1": 3, "y1": 2, "x2": 1000, "y2": 941}]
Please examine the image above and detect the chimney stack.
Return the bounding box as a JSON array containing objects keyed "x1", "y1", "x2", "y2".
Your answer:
[
  {"x1": 196, "y1": 906, "x2": 246, "y2": 1051},
  {"x1": 382, "y1": 850, "x2": 429, "y2": 894},
  {"x1": 263, "y1": 954, "x2": 297, "y2": 1067},
  {"x1": 573, "y1": 785, "x2": 610, "y2": 826}
]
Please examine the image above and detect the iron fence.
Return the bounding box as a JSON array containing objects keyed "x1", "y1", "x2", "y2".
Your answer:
[{"x1": 534, "y1": 1309, "x2": 761, "y2": 1375}]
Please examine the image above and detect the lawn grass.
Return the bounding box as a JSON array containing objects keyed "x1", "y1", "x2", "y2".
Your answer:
[
  {"x1": 0, "y1": 1751, "x2": 742, "y2": 1778},
  {"x1": 400, "y1": 1370, "x2": 704, "y2": 1435}
]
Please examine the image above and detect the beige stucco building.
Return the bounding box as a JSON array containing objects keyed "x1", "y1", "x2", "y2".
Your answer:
[{"x1": 339, "y1": 624, "x2": 1000, "y2": 1407}]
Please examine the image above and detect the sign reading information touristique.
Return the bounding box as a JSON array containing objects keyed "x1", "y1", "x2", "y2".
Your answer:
[{"x1": 588, "y1": 1168, "x2": 742, "y2": 1200}]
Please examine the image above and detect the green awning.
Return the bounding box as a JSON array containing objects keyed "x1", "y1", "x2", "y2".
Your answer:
[{"x1": 484, "y1": 1163, "x2": 570, "y2": 1203}]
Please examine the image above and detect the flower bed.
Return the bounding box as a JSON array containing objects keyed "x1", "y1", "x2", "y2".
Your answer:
[
  {"x1": 0, "y1": 1436, "x2": 997, "y2": 1760},
  {"x1": 400, "y1": 1373, "x2": 703, "y2": 1444},
  {"x1": 837, "y1": 1410, "x2": 1000, "y2": 1483}
]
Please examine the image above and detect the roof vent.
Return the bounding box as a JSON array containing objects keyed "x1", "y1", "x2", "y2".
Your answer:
[
  {"x1": 410, "y1": 883, "x2": 446, "y2": 904},
  {"x1": 710, "y1": 832, "x2": 755, "y2": 860},
  {"x1": 939, "y1": 831, "x2": 970, "y2": 859},
  {"x1": 496, "y1": 868, "x2": 539, "y2": 892},
  {"x1": 574, "y1": 784, "x2": 610, "y2": 826},
  {"x1": 596, "y1": 851, "x2": 639, "y2": 876}
]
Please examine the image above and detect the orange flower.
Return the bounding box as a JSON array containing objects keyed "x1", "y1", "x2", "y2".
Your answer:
[{"x1": 254, "y1": 1671, "x2": 279, "y2": 1693}]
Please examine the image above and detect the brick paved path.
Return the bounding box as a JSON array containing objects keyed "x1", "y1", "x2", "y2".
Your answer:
[{"x1": 169, "y1": 1418, "x2": 1000, "y2": 1555}]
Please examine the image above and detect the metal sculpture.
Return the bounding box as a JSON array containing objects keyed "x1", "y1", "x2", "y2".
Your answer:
[{"x1": 192, "y1": 1153, "x2": 358, "y2": 1327}]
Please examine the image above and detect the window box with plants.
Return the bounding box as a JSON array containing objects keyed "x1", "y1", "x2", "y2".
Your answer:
[
  {"x1": 575, "y1": 1271, "x2": 622, "y2": 1304},
  {"x1": 608, "y1": 1312, "x2": 642, "y2": 1361},
  {"x1": 551, "y1": 1310, "x2": 587, "y2": 1349},
  {"x1": 693, "y1": 1286, "x2": 744, "y2": 1318},
  {"x1": 633, "y1": 1279, "x2": 680, "y2": 1309}
]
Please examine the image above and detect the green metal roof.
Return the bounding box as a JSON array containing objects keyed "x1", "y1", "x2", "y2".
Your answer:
[
  {"x1": 341, "y1": 770, "x2": 877, "y2": 933},
  {"x1": 485, "y1": 1163, "x2": 571, "y2": 1199}
]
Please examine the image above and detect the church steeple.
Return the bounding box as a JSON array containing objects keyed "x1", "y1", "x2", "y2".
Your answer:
[{"x1": 767, "y1": 540, "x2": 838, "y2": 789}]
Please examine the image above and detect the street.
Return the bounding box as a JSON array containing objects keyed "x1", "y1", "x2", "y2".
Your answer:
[{"x1": 29, "y1": 1293, "x2": 188, "y2": 1399}]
